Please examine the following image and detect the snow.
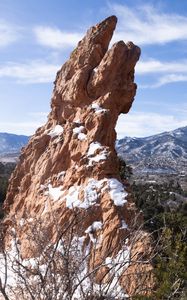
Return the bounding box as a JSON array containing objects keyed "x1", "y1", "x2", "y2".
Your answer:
[
  {"x1": 48, "y1": 125, "x2": 64, "y2": 138},
  {"x1": 0, "y1": 238, "x2": 20, "y2": 287},
  {"x1": 64, "y1": 178, "x2": 107, "y2": 210},
  {"x1": 74, "y1": 119, "x2": 81, "y2": 124},
  {"x1": 85, "y1": 221, "x2": 102, "y2": 234},
  {"x1": 19, "y1": 218, "x2": 25, "y2": 227},
  {"x1": 103, "y1": 246, "x2": 130, "y2": 298},
  {"x1": 0, "y1": 225, "x2": 130, "y2": 299},
  {"x1": 87, "y1": 142, "x2": 103, "y2": 156},
  {"x1": 91, "y1": 102, "x2": 107, "y2": 114},
  {"x1": 42, "y1": 176, "x2": 127, "y2": 213},
  {"x1": 85, "y1": 221, "x2": 103, "y2": 245},
  {"x1": 57, "y1": 171, "x2": 66, "y2": 179},
  {"x1": 40, "y1": 184, "x2": 46, "y2": 190},
  {"x1": 77, "y1": 132, "x2": 87, "y2": 141},
  {"x1": 28, "y1": 218, "x2": 33, "y2": 223},
  {"x1": 73, "y1": 125, "x2": 87, "y2": 140},
  {"x1": 120, "y1": 220, "x2": 128, "y2": 229},
  {"x1": 46, "y1": 184, "x2": 63, "y2": 201},
  {"x1": 64, "y1": 177, "x2": 127, "y2": 210},
  {"x1": 73, "y1": 125, "x2": 85, "y2": 134},
  {"x1": 93, "y1": 67, "x2": 98, "y2": 72},
  {"x1": 83, "y1": 178, "x2": 106, "y2": 208},
  {"x1": 107, "y1": 178, "x2": 128, "y2": 206},
  {"x1": 88, "y1": 151, "x2": 107, "y2": 166},
  {"x1": 87, "y1": 142, "x2": 108, "y2": 165},
  {"x1": 71, "y1": 241, "x2": 91, "y2": 299},
  {"x1": 66, "y1": 186, "x2": 81, "y2": 209}
]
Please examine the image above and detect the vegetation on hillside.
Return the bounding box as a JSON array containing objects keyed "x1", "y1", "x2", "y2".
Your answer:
[
  {"x1": 119, "y1": 158, "x2": 187, "y2": 299},
  {"x1": 0, "y1": 162, "x2": 15, "y2": 218}
]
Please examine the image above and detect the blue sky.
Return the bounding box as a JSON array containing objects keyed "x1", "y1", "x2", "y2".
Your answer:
[{"x1": 0, "y1": 0, "x2": 187, "y2": 138}]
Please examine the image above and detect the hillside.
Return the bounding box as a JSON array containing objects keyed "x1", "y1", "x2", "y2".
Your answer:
[
  {"x1": 0, "y1": 133, "x2": 29, "y2": 162},
  {"x1": 117, "y1": 126, "x2": 187, "y2": 175}
]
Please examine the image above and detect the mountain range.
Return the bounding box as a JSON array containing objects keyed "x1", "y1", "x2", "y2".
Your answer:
[
  {"x1": 0, "y1": 133, "x2": 29, "y2": 163},
  {"x1": 117, "y1": 126, "x2": 187, "y2": 174},
  {"x1": 0, "y1": 126, "x2": 186, "y2": 174}
]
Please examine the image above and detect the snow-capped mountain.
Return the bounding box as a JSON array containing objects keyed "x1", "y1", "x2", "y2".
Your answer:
[
  {"x1": 117, "y1": 126, "x2": 187, "y2": 174},
  {"x1": 0, "y1": 133, "x2": 29, "y2": 162}
]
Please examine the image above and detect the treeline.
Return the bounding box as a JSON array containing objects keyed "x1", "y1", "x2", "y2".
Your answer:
[
  {"x1": 0, "y1": 162, "x2": 15, "y2": 218},
  {"x1": 119, "y1": 158, "x2": 187, "y2": 299}
]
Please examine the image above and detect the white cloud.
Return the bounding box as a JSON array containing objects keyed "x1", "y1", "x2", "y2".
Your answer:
[
  {"x1": 34, "y1": 26, "x2": 83, "y2": 49},
  {"x1": 0, "y1": 121, "x2": 43, "y2": 135},
  {"x1": 136, "y1": 59, "x2": 187, "y2": 74},
  {"x1": 116, "y1": 112, "x2": 187, "y2": 138},
  {"x1": 110, "y1": 4, "x2": 187, "y2": 45},
  {"x1": 140, "y1": 74, "x2": 187, "y2": 88},
  {"x1": 0, "y1": 112, "x2": 48, "y2": 135},
  {"x1": 136, "y1": 59, "x2": 187, "y2": 87},
  {"x1": 0, "y1": 61, "x2": 60, "y2": 83},
  {"x1": 0, "y1": 20, "x2": 20, "y2": 47},
  {"x1": 153, "y1": 74, "x2": 187, "y2": 88}
]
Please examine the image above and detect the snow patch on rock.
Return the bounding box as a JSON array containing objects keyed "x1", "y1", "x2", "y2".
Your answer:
[
  {"x1": 87, "y1": 142, "x2": 108, "y2": 166},
  {"x1": 91, "y1": 102, "x2": 108, "y2": 114},
  {"x1": 45, "y1": 184, "x2": 63, "y2": 201},
  {"x1": 108, "y1": 178, "x2": 128, "y2": 206},
  {"x1": 73, "y1": 125, "x2": 87, "y2": 141},
  {"x1": 85, "y1": 221, "x2": 102, "y2": 234},
  {"x1": 48, "y1": 125, "x2": 64, "y2": 138}
]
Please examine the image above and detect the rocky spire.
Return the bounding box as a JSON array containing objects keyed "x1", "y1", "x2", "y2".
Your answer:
[{"x1": 4, "y1": 16, "x2": 153, "y2": 297}]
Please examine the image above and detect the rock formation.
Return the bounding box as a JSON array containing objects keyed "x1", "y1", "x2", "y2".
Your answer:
[{"x1": 3, "y1": 16, "x2": 153, "y2": 298}]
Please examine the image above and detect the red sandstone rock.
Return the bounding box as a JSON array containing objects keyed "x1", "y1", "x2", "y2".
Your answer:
[{"x1": 4, "y1": 16, "x2": 153, "y2": 297}]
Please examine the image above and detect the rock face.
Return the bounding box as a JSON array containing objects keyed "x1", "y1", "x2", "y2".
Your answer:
[{"x1": 4, "y1": 16, "x2": 153, "y2": 297}]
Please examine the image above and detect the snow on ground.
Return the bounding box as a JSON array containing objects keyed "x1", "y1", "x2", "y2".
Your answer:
[
  {"x1": 0, "y1": 238, "x2": 22, "y2": 287},
  {"x1": 41, "y1": 179, "x2": 105, "y2": 211},
  {"x1": 19, "y1": 218, "x2": 25, "y2": 227},
  {"x1": 48, "y1": 125, "x2": 64, "y2": 138}
]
